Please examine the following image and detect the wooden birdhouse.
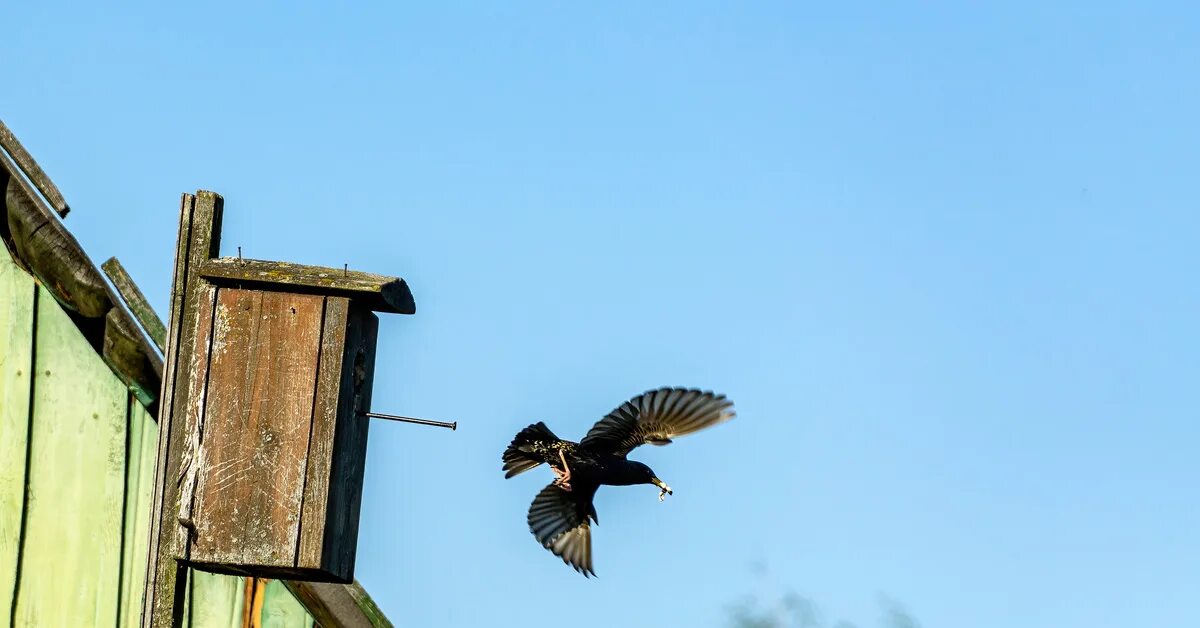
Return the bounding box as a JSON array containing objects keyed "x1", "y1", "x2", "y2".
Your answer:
[
  {"x1": 181, "y1": 282, "x2": 393, "y2": 582},
  {"x1": 142, "y1": 190, "x2": 416, "y2": 618}
]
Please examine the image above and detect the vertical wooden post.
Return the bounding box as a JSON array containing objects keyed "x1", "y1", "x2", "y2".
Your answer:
[{"x1": 140, "y1": 191, "x2": 223, "y2": 628}]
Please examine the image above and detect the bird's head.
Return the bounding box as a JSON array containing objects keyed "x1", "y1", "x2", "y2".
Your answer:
[{"x1": 626, "y1": 461, "x2": 673, "y2": 502}]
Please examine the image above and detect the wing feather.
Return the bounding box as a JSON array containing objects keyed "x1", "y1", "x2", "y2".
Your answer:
[
  {"x1": 527, "y1": 482, "x2": 599, "y2": 577},
  {"x1": 579, "y1": 387, "x2": 735, "y2": 456}
]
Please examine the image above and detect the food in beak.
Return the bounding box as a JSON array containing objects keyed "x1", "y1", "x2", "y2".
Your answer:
[{"x1": 652, "y1": 478, "x2": 673, "y2": 501}]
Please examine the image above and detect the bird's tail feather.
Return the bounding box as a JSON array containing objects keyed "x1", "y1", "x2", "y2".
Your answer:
[{"x1": 503, "y1": 421, "x2": 558, "y2": 478}]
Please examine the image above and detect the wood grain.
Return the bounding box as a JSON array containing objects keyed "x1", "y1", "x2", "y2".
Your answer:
[
  {"x1": 190, "y1": 289, "x2": 324, "y2": 571},
  {"x1": 320, "y1": 304, "x2": 377, "y2": 580},
  {"x1": 176, "y1": 283, "x2": 218, "y2": 531},
  {"x1": 144, "y1": 191, "x2": 224, "y2": 628},
  {"x1": 296, "y1": 297, "x2": 349, "y2": 573},
  {"x1": 2, "y1": 165, "x2": 109, "y2": 318},
  {"x1": 0, "y1": 119, "x2": 69, "y2": 217},
  {"x1": 103, "y1": 306, "x2": 160, "y2": 406},
  {"x1": 120, "y1": 398, "x2": 160, "y2": 628},
  {"x1": 103, "y1": 256, "x2": 168, "y2": 351},
  {"x1": 283, "y1": 580, "x2": 392, "y2": 628},
  {"x1": 198, "y1": 258, "x2": 414, "y2": 315},
  {"x1": 13, "y1": 285, "x2": 127, "y2": 626},
  {"x1": 0, "y1": 246, "x2": 35, "y2": 622}
]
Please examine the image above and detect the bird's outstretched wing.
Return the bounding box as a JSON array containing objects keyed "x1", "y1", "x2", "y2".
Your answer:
[
  {"x1": 527, "y1": 481, "x2": 599, "y2": 577},
  {"x1": 579, "y1": 387, "x2": 735, "y2": 457}
]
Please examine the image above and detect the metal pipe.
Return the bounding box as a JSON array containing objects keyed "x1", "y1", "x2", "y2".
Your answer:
[{"x1": 361, "y1": 411, "x2": 456, "y2": 431}]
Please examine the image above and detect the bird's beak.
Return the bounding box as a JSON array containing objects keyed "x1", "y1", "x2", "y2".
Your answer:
[{"x1": 651, "y1": 477, "x2": 672, "y2": 501}]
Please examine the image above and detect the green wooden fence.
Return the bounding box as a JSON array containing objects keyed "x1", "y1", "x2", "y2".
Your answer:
[{"x1": 1, "y1": 247, "x2": 314, "y2": 627}]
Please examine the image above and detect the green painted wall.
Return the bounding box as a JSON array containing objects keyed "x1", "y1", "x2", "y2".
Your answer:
[
  {"x1": 0, "y1": 248, "x2": 34, "y2": 626},
  {"x1": 0, "y1": 247, "x2": 314, "y2": 628}
]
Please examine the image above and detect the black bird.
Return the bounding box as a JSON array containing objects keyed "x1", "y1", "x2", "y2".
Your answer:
[{"x1": 502, "y1": 387, "x2": 736, "y2": 576}]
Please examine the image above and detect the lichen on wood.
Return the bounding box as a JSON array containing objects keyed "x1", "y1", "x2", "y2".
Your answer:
[{"x1": 198, "y1": 257, "x2": 414, "y2": 315}]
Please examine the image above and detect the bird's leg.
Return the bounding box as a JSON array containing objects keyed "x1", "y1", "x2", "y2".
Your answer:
[{"x1": 553, "y1": 449, "x2": 573, "y2": 491}]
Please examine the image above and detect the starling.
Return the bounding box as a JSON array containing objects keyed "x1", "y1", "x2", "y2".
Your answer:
[{"x1": 502, "y1": 387, "x2": 736, "y2": 576}]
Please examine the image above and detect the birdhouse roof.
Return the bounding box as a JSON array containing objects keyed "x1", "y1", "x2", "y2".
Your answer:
[{"x1": 199, "y1": 256, "x2": 415, "y2": 314}]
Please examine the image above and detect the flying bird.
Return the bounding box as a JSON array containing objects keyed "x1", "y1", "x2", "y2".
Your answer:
[{"x1": 502, "y1": 387, "x2": 736, "y2": 576}]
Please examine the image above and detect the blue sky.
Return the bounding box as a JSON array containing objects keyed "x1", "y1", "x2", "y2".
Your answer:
[{"x1": 4, "y1": 3, "x2": 1198, "y2": 626}]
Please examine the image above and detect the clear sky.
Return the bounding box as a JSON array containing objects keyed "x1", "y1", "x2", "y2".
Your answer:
[{"x1": 4, "y1": 3, "x2": 1198, "y2": 627}]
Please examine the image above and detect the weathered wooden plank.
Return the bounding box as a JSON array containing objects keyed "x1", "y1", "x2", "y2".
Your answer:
[
  {"x1": 245, "y1": 578, "x2": 263, "y2": 628},
  {"x1": 104, "y1": 307, "x2": 160, "y2": 406},
  {"x1": 259, "y1": 579, "x2": 313, "y2": 628},
  {"x1": 188, "y1": 287, "x2": 261, "y2": 568},
  {"x1": 144, "y1": 191, "x2": 224, "y2": 628},
  {"x1": 320, "y1": 305, "x2": 378, "y2": 580},
  {"x1": 0, "y1": 246, "x2": 35, "y2": 625},
  {"x1": 282, "y1": 581, "x2": 393, "y2": 628},
  {"x1": 103, "y1": 256, "x2": 168, "y2": 351},
  {"x1": 2, "y1": 153, "x2": 162, "y2": 406},
  {"x1": 242, "y1": 290, "x2": 324, "y2": 569},
  {"x1": 12, "y1": 284, "x2": 127, "y2": 626},
  {"x1": 190, "y1": 289, "x2": 324, "y2": 571},
  {"x1": 142, "y1": 193, "x2": 195, "y2": 628},
  {"x1": 176, "y1": 283, "x2": 217, "y2": 532},
  {"x1": 198, "y1": 258, "x2": 414, "y2": 315},
  {"x1": 0, "y1": 119, "x2": 70, "y2": 217},
  {"x1": 3, "y1": 165, "x2": 109, "y2": 317},
  {"x1": 187, "y1": 572, "x2": 243, "y2": 628},
  {"x1": 120, "y1": 397, "x2": 159, "y2": 628},
  {"x1": 296, "y1": 297, "x2": 348, "y2": 572},
  {"x1": 192, "y1": 291, "x2": 283, "y2": 570},
  {"x1": 343, "y1": 581, "x2": 391, "y2": 628},
  {"x1": 238, "y1": 578, "x2": 258, "y2": 628}
]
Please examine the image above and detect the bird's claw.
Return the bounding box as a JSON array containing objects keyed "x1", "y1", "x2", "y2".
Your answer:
[
  {"x1": 552, "y1": 451, "x2": 573, "y2": 492},
  {"x1": 658, "y1": 487, "x2": 670, "y2": 502}
]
